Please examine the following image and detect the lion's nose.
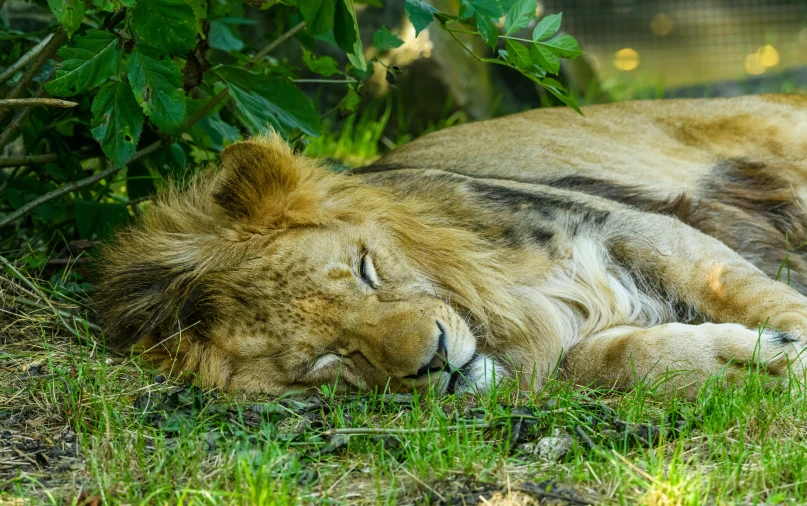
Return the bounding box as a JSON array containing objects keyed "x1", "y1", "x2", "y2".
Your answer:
[{"x1": 411, "y1": 322, "x2": 449, "y2": 377}]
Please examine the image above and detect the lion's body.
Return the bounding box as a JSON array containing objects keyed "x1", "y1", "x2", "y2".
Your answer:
[{"x1": 97, "y1": 94, "x2": 807, "y2": 397}]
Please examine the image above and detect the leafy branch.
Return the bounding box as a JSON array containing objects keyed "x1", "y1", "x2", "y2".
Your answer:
[
  {"x1": 407, "y1": 0, "x2": 582, "y2": 111},
  {"x1": 0, "y1": 18, "x2": 312, "y2": 229}
]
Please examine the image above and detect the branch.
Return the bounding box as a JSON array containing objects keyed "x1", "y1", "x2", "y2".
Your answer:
[
  {"x1": 320, "y1": 423, "x2": 491, "y2": 436},
  {"x1": 292, "y1": 79, "x2": 357, "y2": 84},
  {"x1": 0, "y1": 98, "x2": 78, "y2": 110},
  {"x1": 183, "y1": 88, "x2": 229, "y2": 131},
  {"x1": 0, "y1": 87, "x2": 43, "y2": 152},
  {"x1": 0, "y1": 33, "x2": 54, "y2": 86},
  {"x1": 249, "y1": 21, "x2": 306, "y2": 69},
  {"x1": 0, "y1": 141, "x2": 161, "y2": 228},
  {"x1": 0, "y1": 149, "x2": 99, "y2": 168},
  {"x1": 0, "y1": 27, "x2": 67, "y2": 123}
]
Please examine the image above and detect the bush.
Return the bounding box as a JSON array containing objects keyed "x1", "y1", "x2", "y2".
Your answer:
[{"x1": 0, "y1": 0, "x2": 580, "y2": 263}]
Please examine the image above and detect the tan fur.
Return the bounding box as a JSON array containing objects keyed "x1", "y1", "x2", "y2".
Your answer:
[{"x1": 97, "y1": 94, "x2": 807, "y2": 397}]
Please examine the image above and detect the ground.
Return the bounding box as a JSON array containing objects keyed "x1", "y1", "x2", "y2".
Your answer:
[{"x1": 3, "y1": 268, "x2": 807, "y2": 506}]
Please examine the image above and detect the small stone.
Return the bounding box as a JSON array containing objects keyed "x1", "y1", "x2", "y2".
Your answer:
[
  {"x1": 154, "y1": 375, "x2": 165, "y2": 384},
  {"x1": 518, "y1": 430, "x2": 574, "y2": 461}
]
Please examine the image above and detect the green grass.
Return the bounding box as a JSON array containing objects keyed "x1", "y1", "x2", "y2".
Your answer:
[
  {"x1": 304, "y1": 94, "x2": 466, "y2": 169},
  {"x1": 3, "y1": 309, "x2": 807, "y2": 505}
]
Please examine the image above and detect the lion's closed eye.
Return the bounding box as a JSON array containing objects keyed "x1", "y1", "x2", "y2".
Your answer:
[{"x1": 360, "y1": 253, "x2": 379, "y2": 288}]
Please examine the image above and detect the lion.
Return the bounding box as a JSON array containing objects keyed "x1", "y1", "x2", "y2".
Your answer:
[{"x1": 96, "y1": 93, "x2": 807, "y2": 398}]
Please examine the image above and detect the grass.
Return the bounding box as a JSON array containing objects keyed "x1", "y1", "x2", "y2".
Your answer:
[
  {"x1": 304, "y1": 94, "x2": 466, "y2": 169},
  {"x1": 4, "y1": 264, "x2": 807, "y2": 505}
]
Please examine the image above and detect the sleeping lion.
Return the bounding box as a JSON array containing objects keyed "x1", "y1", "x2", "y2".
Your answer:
[{"x1": 97, "y1": 93, "x2": 807, "y2": 398}]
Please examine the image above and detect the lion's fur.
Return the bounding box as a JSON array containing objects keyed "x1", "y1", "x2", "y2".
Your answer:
[{"x1": 97, "y1": 94, "x2": 807, "y2": 396}]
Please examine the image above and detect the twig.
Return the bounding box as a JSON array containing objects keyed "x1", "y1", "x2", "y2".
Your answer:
[
  {"x1": 249, "y1": 21, "x2": 306, "y2": 69},
  {"x1": 0, "y1": 149, "x2": 100, "y2": 168},
  {"x1": 0, "y1": 141, "x2": 161, "y2": 228},
  {"x1": 292, "y1": 79, "x2": 357, "y2": 84},
  {"x1": 0, "y1": 34, "x2": 54, "y2": 86},
  {"x1": 0, "y1": 87, "x2": 44, "y2": 153},
  {"x1": 575, "y1": 425, "x2": 597, "y2": 451},
  {"x1": 0, "y1": 98, "x2": 78, "y2": 110},
  {"x1": 182, "y1": 88, "x2": 229, "y2": 131},
  {"x1": 0, "y1": 27, "x2": 67, "y2": 123},
  {"x1": 321, "y1": 423, "x2": 491, "y2": 436}
]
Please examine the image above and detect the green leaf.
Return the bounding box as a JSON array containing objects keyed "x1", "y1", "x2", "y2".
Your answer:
[
  {"x1": 405, "y1": 0, "x2": 438, "y2": 36},
  {"x1": 74, "y1": 200, "x2": 129, "y2": 239},
  {"x1": 45, "y1": 30, "x2": 123, "y2": 97},
  {"x1": 541, "y1": 77, "x2": 565, "y2": 91},
  {"x1": 302, "y1": 49, "x2": 340, "y2": 77},
  {"x1": 372, "y1": 26, "x2": 403, "y2": 52},
  {"x1": 209, "y1": 20, "x2": 244, "y2": 52},
  {"x1": 537, "y1": 34, "x2": 582, "y2": 58},
  {"x1": 91, "y1": 81, "x2": 145, "y2": 167},
  {"x1": 464, "y1": 0, "x2": 515, "y2": 19},
  {"x1": 334, "y1": 0, "x2": 366, "y2": 71},
  {"x1": 215, "y1": 66, "x2": 321, "y2": 137},
  {"x1": 504, "y1": 40, "x2": 531, "y2": 70},
  {"x1": 185, "y1": 0, "x2": 208, "y2": 35},
  {"x1": 298, "y1": 0, "x2": 337, "y2": 35},
  {"x1": 47, "y1": 0, "x2": 86, "y2": 37},
  {"x1": 476, "y1": 14, "x2": 498, "y2": 48},
  {"x1": 131, "y1": 0, "x2": 198, "y2": 55},
  {"x1": 541, "y1": 78, "x2": 580, "y2": 113},
  {"x1": 189, "y1": 109, "x2": 239, "y2": 151},
  {"x1": 93, "y1": 0, "x2": 116, "y2": 12},
  {"x1": 127, "y1": 45, "x2": 186, "y2": 134},
  {"x1": 504, "y1": 0, "x2": 536, "y2": 35},
  {"x1": 530, "y1": 43, "x2": 558, "y2": 74},
  {"x1": 458, "y1": 0, "x2": 474, "y2": 20},
  {"x1": 532, "y1": 12, "x2": 561, "y2": 41}
]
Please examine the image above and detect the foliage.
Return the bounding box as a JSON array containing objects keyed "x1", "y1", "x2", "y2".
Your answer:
[{"x1": 0, "y1": 0, "x2": 581, "y2": 257}]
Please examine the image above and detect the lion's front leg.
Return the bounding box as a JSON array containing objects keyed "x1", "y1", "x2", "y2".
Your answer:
[
  {"x1": 610, "y1": 212, "x2": 807, "y2": 339},
  {"x1": 564, "y1": 323, "x2": 806, "y2": 398}
]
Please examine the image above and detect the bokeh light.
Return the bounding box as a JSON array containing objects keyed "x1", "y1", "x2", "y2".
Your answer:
[{"x1": 614, "y1": 48, "x2": 640, "y2": 71}]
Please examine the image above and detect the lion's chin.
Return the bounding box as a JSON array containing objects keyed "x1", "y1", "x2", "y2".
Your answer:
[{"x1": 441, "y1": 354, "x2": 508, "y2": 395}]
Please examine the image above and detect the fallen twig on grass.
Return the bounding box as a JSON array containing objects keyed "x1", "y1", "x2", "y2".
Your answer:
[{"x1": 321, "y1": 423, "x2": 492, "y2": 436}]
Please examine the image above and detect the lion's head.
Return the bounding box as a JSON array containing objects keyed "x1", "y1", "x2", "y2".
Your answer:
[{"x1": 95, "y1": 136, "x2": 489, "y2": 394}]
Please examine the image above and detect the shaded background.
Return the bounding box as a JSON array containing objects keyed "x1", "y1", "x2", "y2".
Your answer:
[{"x1": 344, "y1": 0, "x2": 807, "y2": 137}]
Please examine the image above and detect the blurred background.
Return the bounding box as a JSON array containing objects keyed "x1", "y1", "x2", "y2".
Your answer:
[{"x1": 306, "y1": 0, "x2": 807, "y2": 163}]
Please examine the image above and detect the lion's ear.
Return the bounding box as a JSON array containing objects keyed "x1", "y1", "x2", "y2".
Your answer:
[{"x1": 214, "y1": 135, "x2": 328, "y2": 229}]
